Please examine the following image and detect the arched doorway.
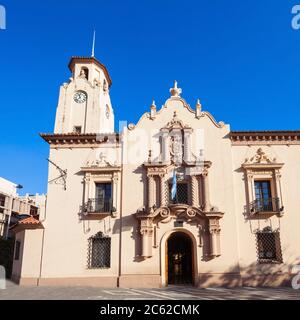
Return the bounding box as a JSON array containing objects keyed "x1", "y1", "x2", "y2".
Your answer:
[{"x1": 166, "y1": 232, "x2": 193, "y2": 285}]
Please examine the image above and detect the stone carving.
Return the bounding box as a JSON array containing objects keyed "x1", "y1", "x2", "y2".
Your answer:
[
  {"x1": 128, "y1": 123, "x2": 135, "y2": 130},
  {"x1": 244, "y1": 148, "x2": 276, "y2": 164},
  {"x1": 169, "y1": 134, "x2": 183, "y2": 164},
  {"x1": 85, "y1": 152, "x2": 116, "y2": 168},
  {"x1": 165, "y1": 111, "x2": 186, "y2": 130}
]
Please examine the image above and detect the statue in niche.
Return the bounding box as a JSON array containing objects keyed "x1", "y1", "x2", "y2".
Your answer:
[{"x1": 170, "y1": 134, "x2": 183, "y2": 164}]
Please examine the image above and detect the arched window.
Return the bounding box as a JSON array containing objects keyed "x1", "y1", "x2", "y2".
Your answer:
[
  {"x1": 87, "y1": 232, "x2": 111, "y2": 268},
  {"x1": 103, "y1": 79, "x2": 108, "y2": 92},
  {"x1": 80, "y1": 67, "x2": 89, "y2": 80}
]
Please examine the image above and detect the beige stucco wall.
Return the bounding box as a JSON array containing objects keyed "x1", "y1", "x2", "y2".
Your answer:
[
  {"x1": 11, "y1": 231, "x2": 25, "y2": 281},
  {"x1": 232, "y1": 145, "x2": 300, "y2": 280},
  {"x1": 11, "y1": 229, "x2": 43, "y2": 285},
  {"x1": 37, "y1": 145, "x2": 120, "y2": 284}
]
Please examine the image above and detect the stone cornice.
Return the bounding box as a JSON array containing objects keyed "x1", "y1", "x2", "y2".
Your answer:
[
  {"x1": 40, "y1": 133, "x2": 120, "y2": 148},
  {"x1": 81, "y1": 166, "x2": 121, "y2": 173},
  {"x1": 230, "y1": 131, "x2": 300, "y2": 145},
  {"x1": 143, "y1": 161, "x2": 212, "y2": 175}
]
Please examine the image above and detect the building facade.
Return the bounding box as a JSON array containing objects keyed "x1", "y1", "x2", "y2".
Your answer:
[
  {"x1": 0, "y1": 177, "x2": 46, "y2": 239},
  {"x1": 11, "y1": 56, "x2": 300, "y2": 287}
]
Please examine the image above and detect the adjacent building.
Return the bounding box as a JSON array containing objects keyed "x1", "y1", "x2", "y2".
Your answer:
[
  {"x1": 0, "y1": 177, "x2": 46, "y2": 239},
  {"x1": 11, "y1": 55, "x2": 300, "y2": 287}
]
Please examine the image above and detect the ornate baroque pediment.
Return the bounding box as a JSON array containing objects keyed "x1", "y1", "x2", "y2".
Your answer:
[
  {"x1": 244, "y1": 148, "x2": 276, "y2": 164},
  {"x1": 242, "y1": 148, "x2": 284, "y2": 170}
]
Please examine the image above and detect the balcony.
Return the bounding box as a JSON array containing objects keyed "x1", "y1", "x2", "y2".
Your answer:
[
  {"x1": 83, "y1": 198, "x2": 114, "y2": 216},
  {"x1": 249, "y1": 197, "x2": 283, "y2": 216}
]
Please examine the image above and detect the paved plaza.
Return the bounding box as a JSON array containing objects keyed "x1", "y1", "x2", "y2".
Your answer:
[{"x1": 0, "y1": 280, "x2": 299, "y2": 300}]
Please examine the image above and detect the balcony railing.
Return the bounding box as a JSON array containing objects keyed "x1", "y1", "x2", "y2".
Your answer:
[
  {"x1": 249, "y1": 197, "x2": 281, "y2": 215},
  {"x1": 83, "y1": 198, "x2": 113, "y2": 215}
]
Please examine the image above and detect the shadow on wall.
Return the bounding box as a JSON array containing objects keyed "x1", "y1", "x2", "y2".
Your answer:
[
  {"x1": 0, "y1": 238, "x2": 14, "y2": 278},
  {"x1": 198, "y1": 258, "x2": 300, "y2": 288},
  {"x1": 112, "y1": 215, "x2": 143, "y2": 262}
]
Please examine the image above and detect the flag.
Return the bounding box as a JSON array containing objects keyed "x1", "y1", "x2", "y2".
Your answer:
[{"x1": 171, "y1": 169, "x2": 177, "y2": 200}]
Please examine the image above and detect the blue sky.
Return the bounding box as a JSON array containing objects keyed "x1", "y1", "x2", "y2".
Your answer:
[{"x1": 0, "y1": 0, "x2": 300, "y2": 194}]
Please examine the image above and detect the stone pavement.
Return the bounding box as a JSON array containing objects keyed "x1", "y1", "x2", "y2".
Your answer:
[{"x1": 0, "y1": 280, "x2": 299, "y2": 300}]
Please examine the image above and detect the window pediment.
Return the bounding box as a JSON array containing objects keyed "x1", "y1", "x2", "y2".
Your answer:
[{"x1": 242, "y1": 148, "x2": 284, "y2": 170}]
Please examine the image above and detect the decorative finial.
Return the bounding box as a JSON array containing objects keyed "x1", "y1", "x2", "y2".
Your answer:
[
  {"x1": 150, "y1": 100, "x2": 156, "y2": 119},
  {"x1": 91, "y1": 30, "x2": 96, "y2": 57},
  {"x1": 195, "y1": 99, "x2": 202, "y2": 119},
  {"x1": 169, "y1": 80, "x2": 182, "y2": 97}
]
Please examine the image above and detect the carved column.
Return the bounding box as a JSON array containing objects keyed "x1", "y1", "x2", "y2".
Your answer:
[
  {"x1": 198, "y1": 225, "x2": 203, "y2": 247},
  {"x1": 140, "y1": 218, "x2": 153, "y2": 258},
  {"x1": 183, "y1": 128, "x2": 193, "y2": 163},
  {"x1": 191, "y1": 175, "x2": 198, "y2": 207},
  {"x1": 274, "y1": 169, "x2": 283, "y2": 213},
  {"x1": 112, "y1": 173, "x2": 118, "y2": 217},
  {"x1": 246, "y1": 170, "x2": 254, "y2": 203},
  {"x1": 161, "y1": 129, "x2": 170, "y2": 163},
  {"x1": 160, "y1": 174, "x2": 167, "y2": 207},
  {"x1": 202, "y1": 169, "x2": 211, "y2": 212},
  {"x1": 84, "y1": 174, "x2": 91, "y2": 203},
  {"x1": 208, "y1": 218, "x2": 221, "y2": 257},
  {"x1": 148, "y1": 174, "x2": 155, "y2": 209},
  {"x1": 197, "y1": 175, "x2": 203, "y2": 208}
]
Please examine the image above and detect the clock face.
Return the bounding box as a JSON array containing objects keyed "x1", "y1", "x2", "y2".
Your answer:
[{"x1": 74, "y1": 91, "x2": 87, "y2": 103}]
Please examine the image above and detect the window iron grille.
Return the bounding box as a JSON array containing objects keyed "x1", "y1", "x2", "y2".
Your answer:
[
  {"x1": 255, "y1": 228, "x2": 283, "y2": 264},
  {"x1": 87, "y1": 232, "x2": 111, "y2": 268},
  {"x1": 169, "y1": 182, "x2": 189, "y2": 205}
]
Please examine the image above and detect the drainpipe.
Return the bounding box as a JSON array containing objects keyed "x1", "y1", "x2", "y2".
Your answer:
[{"x1": 118, "y1": 131, "x2": 125, "y2": 287}]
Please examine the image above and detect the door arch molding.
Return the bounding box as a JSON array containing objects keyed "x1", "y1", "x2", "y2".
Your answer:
[{"x1": 160, "y1": 228, "x2": 198, "y2": 287}]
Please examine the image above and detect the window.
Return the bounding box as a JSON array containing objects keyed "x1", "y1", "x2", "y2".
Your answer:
[
  {"x1": 256, "y1": 227, "x2": 283, "y2": 263},
  {"x1": 14, "y1": 240, "x2": 21, "y2": 260},
  {"x1": 30, "y1": 206, "x2": 38, "y2": 216},
  {"x1": 74, "y1": 126, "x2": 82, "y2": 134},
  {"x1": 242, "y1": 148, "x2": 284, "y2": 216},
  {"x1": 94, "y1": 183, "x2": 112, "y2": 213},
  {"x1": 254, "y1": 180, "x2": 277, "y2": 212},
  {"x1": 0, "y1": 195, "x2": 5, "y2": 207},
  {"x1": 88, "y1": 232, "x2": 111, "y2": 268},
  {"x1": 80, "y1": 67, "x2": 89, "y2": 80},
  {"x1": 103, "y1": 79, "x2": 108, "y2": 92},
  {"x1": 169, "y1": 182, "x2": 189, "y2": 205}
]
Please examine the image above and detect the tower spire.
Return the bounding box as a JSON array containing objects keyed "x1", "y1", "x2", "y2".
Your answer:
[{"x1": 91, "y1": 30, "x2": 96, "y2": 58}]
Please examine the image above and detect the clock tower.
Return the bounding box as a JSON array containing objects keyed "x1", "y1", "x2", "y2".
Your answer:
[{"x1": 54, "y1": 56, "x2": 114, "y2": 134}]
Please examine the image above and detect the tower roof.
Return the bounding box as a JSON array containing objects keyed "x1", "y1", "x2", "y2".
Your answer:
[{"x1": 68, "y1": 56, "x2": 112, "y2": 87}]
